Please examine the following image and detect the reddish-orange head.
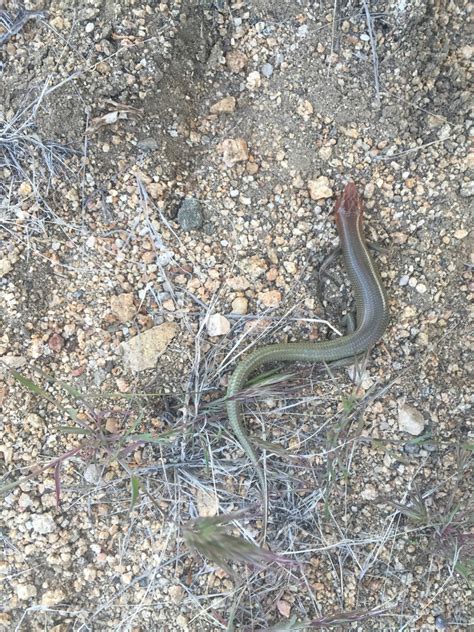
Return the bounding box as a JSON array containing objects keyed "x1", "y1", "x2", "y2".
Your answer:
[{"x1": 334, "y1": 182, "x2": 364, "y2": 223}]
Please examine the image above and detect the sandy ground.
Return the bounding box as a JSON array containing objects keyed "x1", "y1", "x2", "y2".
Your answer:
[{"x1": 1, "y1": 0, "x2": 472, "y2": 630}]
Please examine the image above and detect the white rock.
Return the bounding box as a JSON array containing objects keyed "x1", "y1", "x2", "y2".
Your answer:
[
  {"x1": 31, "y1": 513, "x2": 56, "y2": 534},
  {"x1": 437, "y1": 123, "x2": 451, "y2": 140},
  {"x1": 0, "y1": 258, "x2": 12, "y2": 277},
  {"x1": 454, "y1": 228, "x2": 468, "y2": 239},
  {"x1": 308, "y1": 176, "x2": 333, "y2": 200},
  {"x1": 398, "y1": 403, "x2": 425, "y2": 435},
  {"x1": 460, "y1": 181, "x2": 474, "y2": 198},
  {"x1": 297, "y1": 24, "x2": 308, "y2": 38},
  {"x1": 26, "y1": 413, "x2": 43, "y2": 429},
  {"x1": 120, "y1": 323, "x2": 178, "y2": 372},
  {"x1": 361, "y1": 485, "x2": 377, "y2": 500},
  {"x1": 364, "y1": 182, "x2": 375, "y2": 198},
  {"x1": 297, "y1": 99, "x2": 313, "y2": 120},
  {"x1": 18, "y1": 493, "x2": 33, "y2": 510},
  {"x1": 41, "y1": 588, "x2": 66, "y2": 606},
  {"x1": 416, "y1": 283, "x2": 427, "y2": 294},
  {"x1": 207, "y1": 314, "x2": 231, "y2": 337},
  {"x1": 1, "y1": 354, "x2": 26, "y2": 369},
  {"x1": 261, "y1": 63, "x2": 273, "y2": 78},
  {"x1": 246, "y1": 70, "x2": 261, "y2": 90},
  {"x1": 17, "y1": 584, "x2": 37, "y2": 600},
  {"x1": 347, "y1": 366, "x2": 374, "y2": 390},
  {"x1": 319, "y1": 146, "x2": 332, "y2": 161},
  {"x1": 84, "y1": 464, "x2": 102, "y2": 484},
  {"x1": 231, "y1": 297, "x2": 248, "y2": 314}
]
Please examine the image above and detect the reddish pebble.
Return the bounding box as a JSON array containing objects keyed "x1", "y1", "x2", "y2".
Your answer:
[{"x1": 48, "y1": 333, "x2": 64, "y2": 353}]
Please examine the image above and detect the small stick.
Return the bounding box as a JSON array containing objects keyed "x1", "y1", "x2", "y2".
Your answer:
[{"x1": 361, "y1": 0, "x2": 381, "y2": 106}]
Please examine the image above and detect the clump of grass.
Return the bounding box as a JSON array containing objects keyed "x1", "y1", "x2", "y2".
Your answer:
[
  {"x1": 1, "y1": 82, "x2": 79, "y2": 242},
  {"x1": 386, "y1": 463, "x2": 473, "y2": 588},
  {"x1": 267, "y1": 604, "x2": 390, "y2": 630},
  {"x1": 183, "y1": 509, "x2": 291, "y2": 578},
  {"x1": 0, "y1": 367, "x2": 181, "y2": 510}
]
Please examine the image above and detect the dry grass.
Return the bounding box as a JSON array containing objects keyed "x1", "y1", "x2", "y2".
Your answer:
[{"x1": 0, "y1": 81, "x2": 80, "y2": 255}]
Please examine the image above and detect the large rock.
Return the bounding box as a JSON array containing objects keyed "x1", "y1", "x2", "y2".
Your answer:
[{"x1": 120, "y1": 323, "x2": 178, "y2": 372}]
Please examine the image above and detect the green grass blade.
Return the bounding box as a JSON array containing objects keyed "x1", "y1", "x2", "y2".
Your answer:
[{"x1": 130, "y1": 475, "x2": 140, "y2": 511}]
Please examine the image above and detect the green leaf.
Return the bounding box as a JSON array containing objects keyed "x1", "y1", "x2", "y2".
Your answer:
[
  {"x1": 57, "y1": 382, "x2": 85, "y2": 401},
  {"x1": 12, "y1": 370, "x2": 54, "y2": 400},
  {"x1": 455, "y1": 560, "x2": 473, "y2": 588},
  {"x1": 130, "y1": 475, "x2": 140, "y2": 511},
  {"x1": 57, "y1": 426, "x2": 94, "y2": 436},
  {"x1": 406, "y1": 433, "x2": 433, "y2": 445},
  {"x1": 0, "y1": 478, "x2": 27, "y2": 495},
  {"x1": 341, "y1": 395, "x2": 356, "y2": 414},
  {"x1": 11, "y1": 370, "x2": 76, "y2": 419},
  {"x1": 131, "y1": 429, "x2": 179, "y2": 443}
]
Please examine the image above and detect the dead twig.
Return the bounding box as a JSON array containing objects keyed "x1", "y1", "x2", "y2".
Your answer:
[{"x1": 361, "y1": 0, "x2": 381, "y2": 105}]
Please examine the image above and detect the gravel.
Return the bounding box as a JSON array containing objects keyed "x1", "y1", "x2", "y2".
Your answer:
[{"x1": 0, "y1": 1, "x2": 471, "y2": 630}]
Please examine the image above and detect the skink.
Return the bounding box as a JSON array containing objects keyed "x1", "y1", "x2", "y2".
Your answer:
[{"x1": 225, "y1": 182, "x2": 390, "y2": 539}]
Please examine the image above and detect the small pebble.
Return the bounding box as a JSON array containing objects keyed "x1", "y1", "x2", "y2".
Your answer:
[
  {"x1": 319, "y1": 146, "x2": 332, "y2": 160},
  {"x1": 41, "y1": 589, "x2": 66, "y2": 607},
  {"x1": 137, "y1": 138, "x2": 159, "y2": 151},
  {"x1": 31, "y1": 513, "x2": 56, "y2": 534},
  {"x1": 48, "y1": 333, "x2": 65, "y2": 353},
  {"x1": 221, "y1": 138, "x2": 249, "y2": 167},
  {"x1": 297, "y1": 99, "x2": 313, "y2": 120},
  {"x1": 0, "y1": 258, "x2": 13, "y2": 277},
  {"x1": 308, "y1": 176, "x2": 333, "y2": 200},
  {"x1": 207, "y1": 314, "x2": 231, "y2": 337},
  {"x1": 416, "y1": 282, "x2": 427, "y2": 294},
  {"x1": 120, "y1": 323, "x2": 178, "y2": 372},
  {"x1": 246, "y1": 70, "x2": 261, "y2": 90},
  {"x1": 258, "y1": 290, "x2": 281, "y2": 307},
  {"x1": 210, "y1": 96, "x2": 236, "y2": 114},
  {"x1": 297, "y1": 24, "x2": 308, "y2": 38},
  {"x1": 177, "y1": 197, "x2": 203, "y2": 231},
  {"x1": 459, "y1": 181, "x2": 474, "y2": 197},
  {"x1": 398, "y1": 403, "x2": 426, "y2": 436},
  {"x1": 17, "y1": 584, "x2": 37, "y2": 600},
  {"x1": 110, "y1": 293, "x2": 136, "y2": 322},
  {"x1": 261, "y1": 63, "x2": 273, "y2": 78},
  {"x1": 231, "y1": 297, "x2": 248, "y2": 314},
  {"x1": 226, "y1": 50, "x2": 247, "y2": 73}
]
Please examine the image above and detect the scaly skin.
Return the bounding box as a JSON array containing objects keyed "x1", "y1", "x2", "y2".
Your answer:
[{"x1": 226, "y1": 183, "x2": 389, "y2": 540}]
